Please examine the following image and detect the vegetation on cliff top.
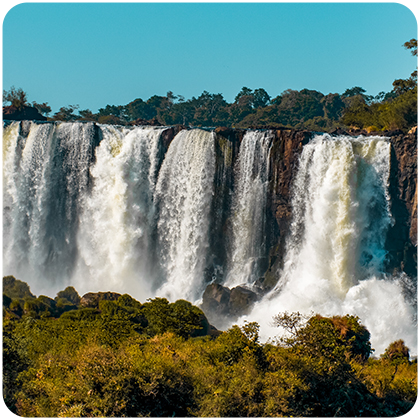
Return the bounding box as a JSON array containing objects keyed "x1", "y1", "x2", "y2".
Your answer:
[
  {"x1": 3, "y1": 39, "x2": 417, "y2": 133},
  {"x1": 3, "y1": 275, "x2": 417, "y2": 417}
]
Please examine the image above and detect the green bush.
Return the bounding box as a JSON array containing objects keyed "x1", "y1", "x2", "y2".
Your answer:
[{"x1": 3, "y1": 280, "x2": 417, "y2": 418}]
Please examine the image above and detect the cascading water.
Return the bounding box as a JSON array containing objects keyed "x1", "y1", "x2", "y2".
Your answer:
[
  {"x1": 3, "y1": 123, "x2": 416, "y2": 354},
  {"x1": 224, "y1": 130, "x2": 273, "y2": 288},
  {"x1": 278, "y1": 134, "x2": 392, "y2": 295},
  {"x1": 3, "y1": 121, "x2": 167, "y2": 298},
  {"x1": 246, "y1": 134, "x2": 417, "y2": 355},
  {"x1": 74, "y1": 125, "x2": 165, "y2": 299},
  {"x1": 154, "y1": 129, "x2": 216, "y2": 302},
  {"x1": 3, "y1": 121, "x2": 97, "y2": 292}
]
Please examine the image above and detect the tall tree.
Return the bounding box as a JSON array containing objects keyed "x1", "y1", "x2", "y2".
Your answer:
[
  {"x1": 3, "y1": 86, "x2": 28, "y2": 110},
  {"x1": 252, "y1": 88, "x2": 271, "y2": 108}
]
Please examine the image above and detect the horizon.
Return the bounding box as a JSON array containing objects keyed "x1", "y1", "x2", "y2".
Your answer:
[{"x1": 2, "y1": 2, "x2": 418, "y2": 115}]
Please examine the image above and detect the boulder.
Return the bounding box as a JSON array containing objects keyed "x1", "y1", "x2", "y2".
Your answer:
[
  {"x1": 201, "y1": 283, "x2": 231, "y2": 315},
  {"x1": 201, "y1": 283, "x2": 259, "y2": 320},
  {"x1": 229, "y1": 286, "x2": 258, "y2": 316}
]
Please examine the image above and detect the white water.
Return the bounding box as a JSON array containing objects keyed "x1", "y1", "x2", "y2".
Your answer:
[
  {"x1": 155, "y1": 129, "x2": 216, "y2": 302},
  {"x1": 3, "y1": 122, "x2": 96, "y2": 292},
  {"x1": 225, "y1": 130, "x2": 273, "y2": 288},
  {"x1": 74, "y1": 125, "x2": 165, "y2": 299},
  {"x1": 3, "y1": 124, "x2": 416, "y2": 354},
  {"x1": 245, "y1": 134, "x2": 417, "y2": 356}
]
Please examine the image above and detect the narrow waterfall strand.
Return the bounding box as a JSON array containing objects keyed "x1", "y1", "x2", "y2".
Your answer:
[
  {"x1": 155, "y1": 129, "x2": 216, "y2": 302},
  {"x1": 225, "y1": 130, "x2": 273, "y2": 288}
]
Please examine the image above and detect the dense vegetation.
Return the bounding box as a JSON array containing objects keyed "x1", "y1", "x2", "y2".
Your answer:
[
  {"x1": 3, "y1": 275, "x2": 417, "y2": 417},
  {"x1": 3, "y1": 40, "x2": 417, "y2": 133}
]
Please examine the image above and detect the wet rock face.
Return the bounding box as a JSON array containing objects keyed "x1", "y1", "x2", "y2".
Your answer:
[
  {"x1": 264, "y1": 129, "x2": 313, "y2": 287},
  {"x1": 201, "y1": 283, "x2": 231, "y2": 315},
  {"x1": 386, "y1": 130, "x2": 417, "y2": 276},
  {"x1": 201, "y1": 283, "x2": 258, "y2": 321},
  {"x1": 203, "y1": 126, "x2": 417, "y2": 298}
]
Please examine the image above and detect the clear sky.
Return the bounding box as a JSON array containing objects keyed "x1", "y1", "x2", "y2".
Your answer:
[{"x1": 2, "y1": 2, "x2": 418, "y2": 114}]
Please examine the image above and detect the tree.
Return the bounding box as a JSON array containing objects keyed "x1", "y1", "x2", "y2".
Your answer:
[
  {"x1": 52, "y1": 105, "x2": 79, "y2": 121},
  {"x1": 252, "y1": 88, "x2": 271, "y2": 108},
  {"x1": 3, "y1": 86, "x2": 28, "y2": 110},
  {"x1": 320, "y1": 93, "x2": 345, "y2": 120},
  {"x1": 55, "y1": 286, "x2": 81, "y2": 306},
  {"x1": 272, "y1": 89, "x2": 325, "y2": 127},
  {"x1": 97, "y1": 104, "x2": 127, "y2": 122},
  {"x1": 273, "y1": 312, "x2": 372, "y2": 361},
  {"x1": 32, "y1": 101, "x2": 52, "y2": 117},
  {"x1": 342, "y1": 86, "x2": 367, "y2": 98},
  {"x1": 3, "y1": 276, "x2": 36, "y2": 300},
  {"x1": 392, "y1": 39, "x2": 417, "y2": 97},
  {"x1": 234, "y1": 86, "x2": 253, "y2": 103},
  {"x1": 141, "y1": 297, "x2": 205, "y2": 339},
  {"x1": 381, "y1": 340, "x2": 410, "y2": 364},
  {"x1": 392, "y1": 75, "x2": 417, "y2": 96},
  {"x1": 124, "y1": 98, "x2": 153, "y2": 121},
  {"x1": 403, "y1": 38, "x2": 417, "y2": 56},
  {"x1": 234, "y1": 87, "x2": 270, "y2": 110},
  {"x1": 78, "y1": 109, "x2": 97, "y2": 121},
  {"x1": 190, "y1": 91, "x2": 227, "y2": 126}
]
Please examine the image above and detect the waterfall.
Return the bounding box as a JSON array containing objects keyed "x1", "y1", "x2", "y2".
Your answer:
[
  {"x1": 74, "y1": 125, "x2": 165, "y2": 299},
  {"x1": 2, "y1": 123, "x2": 416, "y2": 354},
  {"x1": 278, "y1": 134, "x2": 392, "y2": 295},
  {"x1": 3, "y1": 123, "x2": 217, "y2": 301},
  {"x1": 3, "y1": 121, "x2": 97, "y2": 292},
  {"x1": 246, "y1": 134, "x2": 417, "y2": 355},
  {"x1": 154, "y1": 129, "x2": 216, "y2": 302},
  {"x1": 224, "y1": 130, "x2": 273, "y2": 288},
  {"x1": 3, "y1": 121, "x2": 166, "y2": 298}
]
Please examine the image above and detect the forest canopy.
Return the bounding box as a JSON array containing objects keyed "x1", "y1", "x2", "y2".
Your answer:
[{"x1": 3, "y1": 275, "x2": 417, "y2": 417}]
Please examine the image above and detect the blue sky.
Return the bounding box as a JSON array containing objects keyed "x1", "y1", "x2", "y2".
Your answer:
[{"x1": 2, "y1": 2, "x2": 418, "y2": 114}]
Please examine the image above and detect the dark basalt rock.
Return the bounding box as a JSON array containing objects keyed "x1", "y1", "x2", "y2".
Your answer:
[
  {"x1": 201, "y1": 283, "x2": 258, "y2": 323},
  {"x1": 385, "y1": 129, "x2": 417, "y2": 276},
  {"x1": 229, "y1": 286, "x2": 258, "y2": 316},
  {"x1": 201, "y1": 283, "x2": 231, "y2": 316}
]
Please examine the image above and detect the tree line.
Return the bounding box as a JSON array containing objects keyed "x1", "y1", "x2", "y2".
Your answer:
[
  {"x1": 3, "y1": 39, "x2": 417, "y2": 133},
  {"x1": 3, "y1": 275, "x2": 417, "y2": 417}
]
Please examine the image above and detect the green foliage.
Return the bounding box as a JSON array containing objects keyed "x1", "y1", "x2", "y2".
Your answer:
[
  {"x1": 404, "y1": 38, "x2": 418, "y2": 56},
  {"x1": 52, "y1": 105, "x2": 80, "y2": 121},
  {"x1": 77, "y1": 108, "x2": 97, "y2": 121},
  {"x1": 7, "y1": 39, "x2": 417, "y2": 132},
  {"x1": 142, "y1": 297, "x2": 205, "y2": 339},
  {"x1": 274, "y1": 312, "x2": 372, "y2": 362},
  {"x1": 381, "y1": 339, "x2": 410, "y2": 364},
  {"x1": 56, "y1": 286, "x2": 81, "y2": 306},
  {"x1": 3, "y1": 86, "x2": 28, "y2": 110},
  {"x1": 2, "y1": 279, "x2": 417, "y2": 417},
  {"x1": 340, "y1": 87, "x2": 417, "y2": 131},
  {"x1": 3, "y1": 275, "x2": 36, "y2": 301}
]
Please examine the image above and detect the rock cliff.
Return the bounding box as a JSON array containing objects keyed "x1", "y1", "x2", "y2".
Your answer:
[
  {"x1": 204, "y1": 126, "x2": 417, "y2": 318},
  {"x1": 386, "y1": 128, "x2": 417, "y2": 276}
]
